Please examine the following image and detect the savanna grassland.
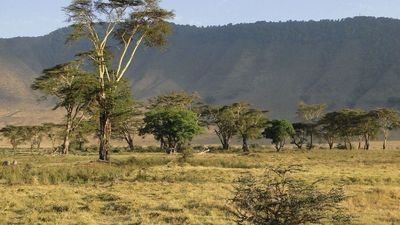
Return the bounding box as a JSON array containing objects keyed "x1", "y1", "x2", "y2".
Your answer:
[{"x1": 1, "y1": 146, "x2": 399, "y2": 225}]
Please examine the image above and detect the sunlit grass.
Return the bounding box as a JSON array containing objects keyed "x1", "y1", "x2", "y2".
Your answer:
[{"x1": 0, "y1": 148, "x2": 399, "y2": 224}]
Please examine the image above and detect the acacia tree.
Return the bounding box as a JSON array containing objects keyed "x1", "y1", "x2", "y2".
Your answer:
[
  {"x1": 42, "y1": 123, "x2": 65, "y2": 153},
  {"x1": 328, "y1": 109, "x2": 366, "y2": 150},
  {"x1": 370, "y1": 108, "x2": 400, "y2": 149},
  {"x1": 263, "y1": 120, "x2": 295, "y2": 151},
  {"x1": 24, "y1": 126, "x2": 49, "y2": 154},
  {"x1": 111, "y1": 81, "x2": 144, "y2": 151},
  {"x1": 32, "y1": 61, "x2": 96, "y2": 154},
  {"x1": 0, "y1": 126, "x2": 27, "y2": 155},
  {"x1": 70, "y1": 121, "x2": 96, "y2": 151},
  {"x1": 149, "y1": 91, "x2": 199, "y2": 110},
  {"x1": 231, "y1": 102, "x2": 268, "y2": 152},
  {"x1": 297, "y1": 102, "x2": 326, "y2": 149},
  {"x1": 355, "y1": 111, "x2": 379, "y2": 150},
  {"x1": 318, "y1": 113, "x2": 341, "y2": 149},
  {"x1": 201, "y1": 105, "x2": 237, "y2": 150},
  {"x1": 65, "y1": 0, "x2": 174, "y2": 160},
  {"x1": 291, "y1": 123, "x2": 309, "y2": 149}
]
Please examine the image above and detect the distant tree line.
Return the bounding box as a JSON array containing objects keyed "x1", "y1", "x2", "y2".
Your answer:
[{"x1": 3, "y1": 84, "x2": 399, "y2": 155}]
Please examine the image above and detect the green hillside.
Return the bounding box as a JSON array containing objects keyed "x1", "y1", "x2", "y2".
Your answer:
[{"x1": 1, "y1": 16, "x2": 400, "y2": 121}]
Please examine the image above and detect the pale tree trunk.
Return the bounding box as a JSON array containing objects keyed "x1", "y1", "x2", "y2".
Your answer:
[
  {"x1": 383, "y1": 130, "x2": 388, "y2": 150},
  {"x1": 327, "y1": 137, "x2": 334, "y2": 149},
  {"x1": 62, "y1": 120, "x2": 72, "y2": 155},
  {"x1": 364, "y1": 134, "x2": 370, "y2": 150}
]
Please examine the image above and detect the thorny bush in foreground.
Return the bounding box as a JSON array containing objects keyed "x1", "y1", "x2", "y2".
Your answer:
[{"x1": 231, "y1": 165, "x2": 352, "y2": 225}]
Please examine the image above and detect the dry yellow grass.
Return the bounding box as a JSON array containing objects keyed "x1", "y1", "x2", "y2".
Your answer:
[{"x1": 0, "y1": 148, "x2": 399, "y2": 225}]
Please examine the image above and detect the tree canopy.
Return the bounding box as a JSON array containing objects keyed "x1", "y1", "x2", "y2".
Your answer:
[
  {"x1": 263, "y1": 120, "x2": 295, "y2": 151},
  {"x1": 140, "y1": 107, "x2": 202, "y2": 153}
]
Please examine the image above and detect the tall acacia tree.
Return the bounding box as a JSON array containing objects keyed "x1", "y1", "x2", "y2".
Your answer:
[
  {"x1": 65, "y1": 0, "x2": 174, "y2": 160},
  {"x1": 370, "y1": 108, "x2": 400, "y2": 150},
  {"x1": 231, "y1": 102, "x2": 268, "y2": 152},
  {"x1": 32, "y1": 61, "x2": 97, "y2": 154},
  {"x1": 0, "y1": 126, "x2": 27, "y2": 155},
  {"x1": 297, "y1": 101, "x2": 326, "y2": 149},
  {"x1": 201, "y1": 105, "x2": 238, "y2": 150}
]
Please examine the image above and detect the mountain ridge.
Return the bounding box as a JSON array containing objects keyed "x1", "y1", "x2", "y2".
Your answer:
[{"x1": 1, "y1": 16, "x2": 400, "y2": 125}]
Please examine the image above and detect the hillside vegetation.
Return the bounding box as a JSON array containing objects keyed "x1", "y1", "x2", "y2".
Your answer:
[{"x1": 1, "y1": 17, "x2": 400, "y2": 121}]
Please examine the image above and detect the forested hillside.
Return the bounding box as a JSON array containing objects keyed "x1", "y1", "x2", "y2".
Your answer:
[{"x1": 1, "y1": 16, "x2": 400, "y2": 122}]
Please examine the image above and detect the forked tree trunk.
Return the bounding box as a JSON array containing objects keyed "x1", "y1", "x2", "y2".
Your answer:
[
  {"x1": 222, "y1": 141, "x2": 230, "y2": 150},
  {"x1": 215, "y1": 130, "x2": 231, "y2": 150},
  {"x1": 221, "y1": 136, "x2": 230, "y2": 150},
  {"x1": 275, "y1": 142, "x2": 284, "y2": 152},
  {"x1": 327, "y1": 137, "x2": 334, "y2": 149},
  {"x1": 125, "y1": 133, "x2": 135, "y2": 151},
  {"x1": 99, "y1": 109, "x2": 111, "y2": 161}
]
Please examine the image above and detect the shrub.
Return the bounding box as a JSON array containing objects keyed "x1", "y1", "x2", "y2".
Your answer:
[
  {"x1": 231, "y1": 165, "x2": 352, "y2": 225},
  {"x1": 178, "y1": 147, "x2": 194, "y2": 163}
]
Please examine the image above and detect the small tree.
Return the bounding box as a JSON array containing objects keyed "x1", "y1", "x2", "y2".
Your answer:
[
  {"x1": 263, "y1": 120, "x2": 295, "y2": 151},
  {"x1": 297, "y1": 102, "x2": 326, "y2": 149},
  {"x1": 326, "y1": 109, "x2": 363, "y2": 150},
  {"x1": 23, "y1": 126, "x2": 48, "y2": 154},
  {"x1": 32, "y1": 61, "x2": 96, "y2": 154},
  {"x1": 71, "y1": 121, "x2": 96, "y2": 151},
  {"x1": 231, "y1": 165, "x2": 352, "y2": 225},
  {"x1": 0, "y1": 126, "x2": 27, "y2": 154},
  {"x1": 200, "y1": 105, "x2": 238, "y2": 150},
  {"x1": 354, "y1": 111, "x2": 380, "y2": 150},
  {"x1": 231, "y1": 102, "x2": 268, "y2": 152},
  {"x1": 111, "y1": 81, "x2": 144, "y2": 151},
  {"x1": 318, "y1": 113, "x2": 341, "y2": 149},
  {"x1": 42, "y1": 123, "x2": 64, "y2": 153},
  {"x1": 291, "y1": 123, "x2": 309, "y2": 149},
  {"x1": 140, "y1": 108, "x2": 202, "y2": 153},
  {"x1": 370, "y1": 108, "x2": 400, "y2": 149}
]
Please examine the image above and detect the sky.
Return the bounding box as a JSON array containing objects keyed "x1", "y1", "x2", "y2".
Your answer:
[{"x1": 0, "y1": 0, "x2": 400, "y2": 38}]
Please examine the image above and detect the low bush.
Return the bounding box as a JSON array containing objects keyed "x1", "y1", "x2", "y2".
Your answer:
[{"x1": 231, "y1": 165, "x2": 353, "y2": 225}]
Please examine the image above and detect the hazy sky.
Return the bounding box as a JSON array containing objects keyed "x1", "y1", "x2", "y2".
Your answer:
[{"x1": 0, "y1": 0, "x2": 400, "y2": 38}]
